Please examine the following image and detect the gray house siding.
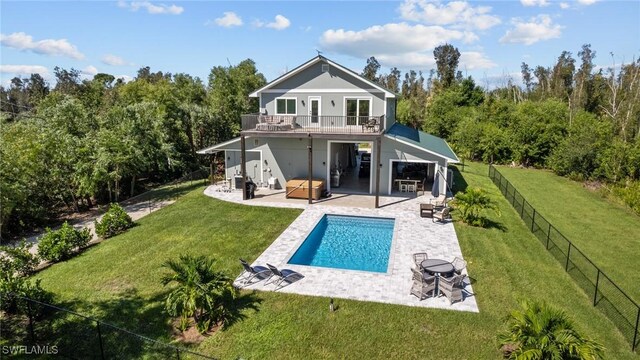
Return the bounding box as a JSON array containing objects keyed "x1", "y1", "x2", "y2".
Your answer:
[
  {"x1": 258, "y1": 61, "x2": 390, "y2": 127},
  {"x1": 219, "y1": 137, "x2": 331, "y2": 190},
  {"x1": 385, "y1": 98, "x2": 396, "y2": 129},
  {"x1": 379, "y1": 137, "x2": 448, "y2": 195},
  {"x1": 216, "y1": 135, "x2": 448, "y2": 196}
]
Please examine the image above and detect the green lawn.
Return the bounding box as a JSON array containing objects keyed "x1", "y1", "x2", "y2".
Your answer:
[
  {"x1": 31, "y1": 164, "x2": 638, "y2": 359},
  {"x1": 495, "y1": 165, "x2": 640, "y2": 301}
]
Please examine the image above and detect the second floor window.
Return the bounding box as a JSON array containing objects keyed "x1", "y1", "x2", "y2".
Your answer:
[{"x1": 276, "y1": 98, "x2": 296, "y2": 115}]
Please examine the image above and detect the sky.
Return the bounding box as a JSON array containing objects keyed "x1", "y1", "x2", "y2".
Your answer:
[{"x1": 1, "y1": 0, "x2": 639, "y2": 89}]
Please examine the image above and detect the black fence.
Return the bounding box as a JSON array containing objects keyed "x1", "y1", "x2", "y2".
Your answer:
[
  {"x1": 488, "y1": 165, "x2": 640, "y2": 352},
  {"x1": 1, "y1": 295, "x2": 216, "y2": 359}
]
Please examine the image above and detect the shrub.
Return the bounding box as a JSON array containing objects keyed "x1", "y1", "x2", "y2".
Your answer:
[
  {"x1": 0, "y1": 240, "x2": 39, "y2": 277},
  {"x1": 498, "y1": 300, "x2": 604, "y2": 359},
  {"x1": 94, "y1": 203, "x2": 134, "y2": 239},
  {"x1": 161, "y1": 255, "x2": 237, "y2": 333},
  {"x1": 0, "y1": 276, "x2": 53, "y2": 318},
  {"x1": 453, "y1": 187, "x2": 501, "y2": 227},
  {"x1": 613, "y1": 181, "x2": 640, "y2": 216},
  {"x1": 38, "y1": 222, "x2": 91, "y2": 262}
]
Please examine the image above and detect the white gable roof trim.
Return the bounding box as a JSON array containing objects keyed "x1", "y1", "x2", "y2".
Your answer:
[
  {"x1": 249, "y1": 56, "x2": 396, "y2": 98},
  {"x1": 196, "y1": 137, "x2": 241, "y2": 155}
]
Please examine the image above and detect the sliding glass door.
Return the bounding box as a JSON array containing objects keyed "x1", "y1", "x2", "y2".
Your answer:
[{"x1": 345, "y1": 98, "x2": 370, "y2": 126}]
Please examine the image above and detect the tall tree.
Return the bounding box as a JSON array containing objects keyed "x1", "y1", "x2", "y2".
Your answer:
[
  {"x1": 433, "y1": 44, "x2": 460, "y2": 89},
  {"x1": 521, "y1": 62, "x2": 533, "y2": 93},
  {"x1": 361, "y1": 56, "x2": 381, "y2": 83}
]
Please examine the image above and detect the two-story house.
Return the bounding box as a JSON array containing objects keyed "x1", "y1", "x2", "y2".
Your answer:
[{"x1": 197, "y1": 55, "x2": 459, "y2": 208}]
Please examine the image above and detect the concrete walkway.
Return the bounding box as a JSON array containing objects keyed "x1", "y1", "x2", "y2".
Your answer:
[{"x1": 205, "y1": 185, "x2": 479, "y2": 313}]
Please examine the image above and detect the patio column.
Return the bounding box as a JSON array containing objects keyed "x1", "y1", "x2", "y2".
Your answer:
[
  {"x1": 241, "y1": 135, "x2": 247, "y2": 201},
  {"x1": 209, "y1": 154, "x2": 214, "y2": 185},
  {"x1": 375, "y1": 136, "x2": 382, "y2": 208},
  {"x1": 308, "y1": 134, "x2": 313, "y2": 205}
]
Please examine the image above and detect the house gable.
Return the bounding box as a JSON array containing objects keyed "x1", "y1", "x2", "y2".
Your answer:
[{"x1": 250, "y1": 56, "x2": 395, "y2": 98}]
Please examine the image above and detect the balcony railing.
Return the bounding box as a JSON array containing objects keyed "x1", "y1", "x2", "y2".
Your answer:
[{"x1": 241, "y1": 114, "x2": 385, "y2": 134}]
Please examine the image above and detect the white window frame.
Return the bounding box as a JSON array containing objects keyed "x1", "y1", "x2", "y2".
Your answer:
[
  {"x1": 343, "y1": 96, "x2": 372, "y2": 126},
  {"x1": 275, "y1": 97, "x2": 297, "y2": 115}
]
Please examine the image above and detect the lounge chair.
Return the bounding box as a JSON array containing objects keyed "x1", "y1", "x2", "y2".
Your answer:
[
  {"x1": 410, "y1": 267, "x2": 436, "y2": 300},
  {"x1": 265, "y1": 263, "x2": 304, "y2": 289},
  {"x1": 438, "y1": 274, "x2": 465, "y2": 304},
  {"x1": 413, "y1": 252, "x2": 428, "y2": 269},
  {"x1": 430, "y1": 194, "x2": 447, "y2": 208},
  {"x1": 239, "y1": 259, "x2": 272, "y2": 285},
  {"x1": 451, "y1": 257, "x2": 467, "y2": 275},
  {"x1": 432, "y1": 207, "x2": 451, "y2": 223}
]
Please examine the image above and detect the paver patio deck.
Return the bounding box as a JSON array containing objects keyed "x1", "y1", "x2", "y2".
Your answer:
[{"x1": 204, "y1": 185, "x2": 479, "y2": 312}]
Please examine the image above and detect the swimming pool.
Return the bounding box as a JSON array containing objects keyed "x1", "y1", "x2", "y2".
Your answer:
[{"x1": 288, "y1": 214, "x2": 395, "y2": 273}]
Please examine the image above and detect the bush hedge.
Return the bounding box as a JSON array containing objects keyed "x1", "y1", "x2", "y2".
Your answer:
[
  {"x1": 94, "y1": 203, "x2": 134, "y2": 239},
  {"x1": 0, "y1": 240, "x2": 39, "y2": 277},
  {"x1": 38, "y1": 222, "x2": 91, "y2": 262}
]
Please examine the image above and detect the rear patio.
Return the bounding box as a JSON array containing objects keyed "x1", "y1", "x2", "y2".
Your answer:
[{"x1": 204, "y1": 185, "x2": 478, "y2": 312}]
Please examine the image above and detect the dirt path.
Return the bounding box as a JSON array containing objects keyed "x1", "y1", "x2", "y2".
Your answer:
[{"x1": 17, "y1": 199, "x2": 175, "y2": 256}]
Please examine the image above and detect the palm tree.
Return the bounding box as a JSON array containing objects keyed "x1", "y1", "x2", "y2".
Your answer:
[
  {"x1": 499, "y1": 300, "x2": 604, "y2": 359},
  {"x1": 453, "y1": 187, "x2": 500, "y2": 227},
  {"x1": 161, "y1": 255, "x2": 237, "y2": 333}
]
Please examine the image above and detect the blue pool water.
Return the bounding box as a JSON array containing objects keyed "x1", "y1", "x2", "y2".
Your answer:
[{"x1": 288, "y1": 214, "x2": 395, "y2": 273}]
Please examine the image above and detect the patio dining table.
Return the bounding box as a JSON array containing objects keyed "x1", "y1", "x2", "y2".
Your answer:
[{"x1": 420, "y1": 259, "x2": 455, "y2": 296}]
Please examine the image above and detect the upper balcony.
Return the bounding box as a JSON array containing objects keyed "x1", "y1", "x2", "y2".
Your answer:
[{"x1": 241, "y1": 114, "x2": 385, "y2": 135}]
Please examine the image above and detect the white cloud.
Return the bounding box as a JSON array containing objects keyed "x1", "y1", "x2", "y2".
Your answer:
[
  {"x1": 321, "y1": 23, "x2": 476, "y2": 59},
  {"x1": 0, "y1": 32, "x2": 84, "y2": 60},
  {"x1": 521, "y1": 0, "x2": 550, "y2": 6},
  {"x1": 577, "y1": 0, "x2": 597, "y2": 5},
  {"x1": 81, "y1": 65, "x2": 98, "y2": 76},
  {"x1": 118, "y1": 1, "x2": 183, "y2": 15},
  {"x1": 253, "y1": 15, "x2": 291, "y2": 30},
  {"x1": 116, "y1": 75, "x2": 134, "y2": 82},
  {"x1": 460, "y1": 51, "x2": 496, "y2": 70},
  {"x1": 0, "y1": 64, "x2": 49, "y2": 76},
  {"x1": 398, "y1": 0, "x2": 501, "y2": 30},
  {"x1": 213, "y1": 12, "x2": 243, "y2": 27},
  {"x1": 320, "y1": 22, "x2": 491, "y2": 69},
  {"x1": 266, "y1": 15, "x2": 291, "y2": 30},
  {"x1": 101, "y1": 54, "x2": 132, "y2": 66},
  {"x1": 500, "y1": 15, "x2": 563, "y2": 45},
  {"x1": 559, "y1": 2, "x2": 570, "y2": 9}
]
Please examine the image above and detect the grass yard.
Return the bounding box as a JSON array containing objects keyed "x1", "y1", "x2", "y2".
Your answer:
[
  {"x1": 495, "y1": 165, "x2": 640, "y2": 301},
  {"x1": 31, "y1": 164, "x2": 638, "y2": 359}
]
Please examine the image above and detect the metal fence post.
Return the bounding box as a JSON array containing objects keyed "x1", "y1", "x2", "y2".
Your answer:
[
  {"x1": 565, "y1": 243, "x2": 572, "y2": 271},
  {"x1": 593, "y1": 270, "x2": 600, "y2": 306},
  {"x1": 520, "y1": 199, "x2": 525, "y2": 219},
  {"x1": 27, "y1": 300, "x2": 36, "y2": 342},
  {"x1": 96, "y1": 321, "x2": 106, "y2": 360},
  {"x1": 531, "y1": 209, "x2": 536, "y2": 232},
  {"x1": 546, "y1": 223, "x2": 552, "y2": 249},
  {"x1": 633, "y1": 307, "x2": 640, "y2": 352}
]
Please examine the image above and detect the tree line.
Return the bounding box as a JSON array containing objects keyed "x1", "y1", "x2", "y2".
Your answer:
[
  {"x1": 362, "y1": 44, "x2": 639, "y2": 214},
  {"x1": 2, "y1": 44, "x2": 638, "y2": 238},
  {"x1": 1, "y1": 61, "x2": 265, "y2": 238}
]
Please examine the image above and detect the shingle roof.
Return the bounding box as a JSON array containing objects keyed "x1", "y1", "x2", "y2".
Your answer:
[{"x1": 385, "y1": 123, "x2": 459, "y2": 162}]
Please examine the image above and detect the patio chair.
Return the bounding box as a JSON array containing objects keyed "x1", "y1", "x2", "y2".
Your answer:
[
  {"x1": 430, "y1": 195, "x2": 447, "y2": 208},
  {"x1": 451, "y1": 257, "x2": 467, "y2": 275},
  {"x1": 416, "y1": 179, "x2": 426, "y2": 195},
  {"x1": 413, "y1": 252, "x2": 428, "y2": 269},
  {"x1": 239, "y1": 259, "x2": 272, "y2": 285},
  {"x1": 410, "y1": 267, "x2": 436, "y2": 300},
  {"x1": 438, "y1": 274, "x2": 465, "y2": 304},
  {"x1": 265, "y1": 263, "x2": 304, "y2": 289},
  {"x1": 432, "y1": 207, "x2": 451, "y2": 223}
]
